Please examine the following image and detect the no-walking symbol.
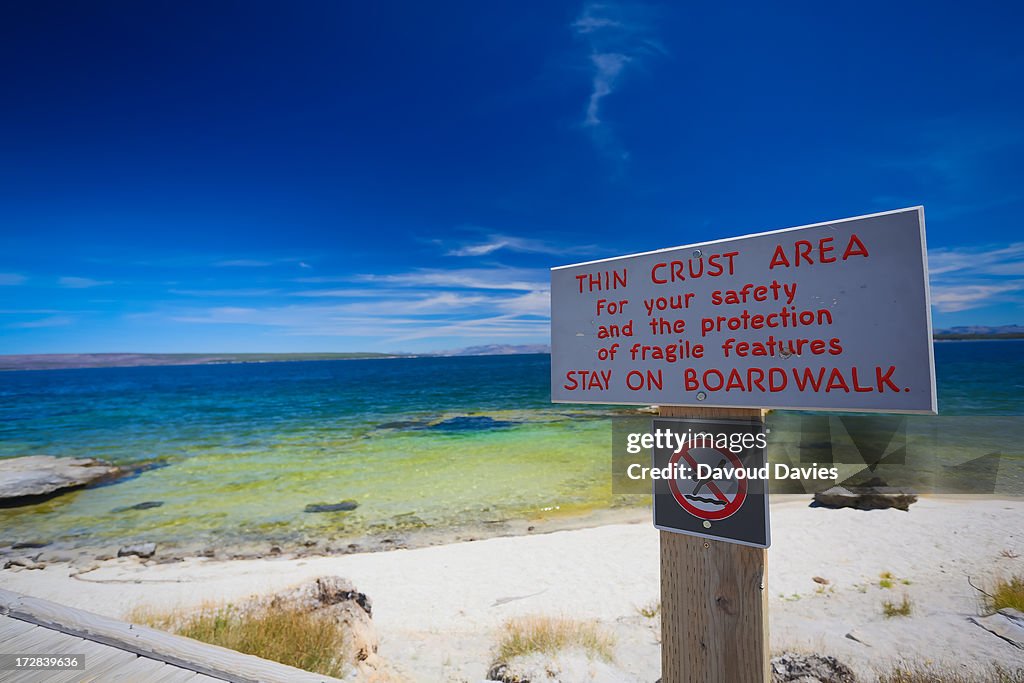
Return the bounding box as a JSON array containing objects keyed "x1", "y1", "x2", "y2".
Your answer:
[
  {"x1": 653, "y1": 417, "x2": 770, "y2": 548},
  {"x1": 668, "y1": 443, "x2": 748, "y2": 520}
]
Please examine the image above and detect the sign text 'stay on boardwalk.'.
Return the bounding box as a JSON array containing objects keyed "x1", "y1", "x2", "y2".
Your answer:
[{"x1": 551, "y1": 207, "x2": 937, "y2": 413}]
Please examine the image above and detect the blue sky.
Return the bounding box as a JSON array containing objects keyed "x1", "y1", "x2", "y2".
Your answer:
[{"x1": 1, "y1": 1, "x2": 1022, "y2": 353}]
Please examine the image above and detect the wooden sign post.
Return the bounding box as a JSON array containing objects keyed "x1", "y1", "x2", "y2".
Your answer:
[
  {"x1": 659, "y1": 405, "x2": 767, "y2": 683},
  {"x1": 550, "y1": 208, "x2": 936, "y2": 683}
]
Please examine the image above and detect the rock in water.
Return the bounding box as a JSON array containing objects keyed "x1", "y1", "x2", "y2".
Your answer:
[
  {"x1": 0, "y1": 456, "x2": 121, "y2": 505},
  {"x1": 117, "y1": 543, "x2": 157, "y2": 559},
  {"x1": 428, "y1": 416, "x2": 519, "y2": 432},
  {"x1": 813, "y1": 477, "x2": 917, "y2": 511},
  {"x1": 304, "y1": 500, "x2": 359, "y2": 513},
  {"x1": 771, "y1": 653, "x2": 857, "y2": 682},
  {"x1": 112, "y1": 501, "x2": 163, "y2": 512},
  {"x1": 11, "y1": 540, "x2": 50, "y2": 549}
]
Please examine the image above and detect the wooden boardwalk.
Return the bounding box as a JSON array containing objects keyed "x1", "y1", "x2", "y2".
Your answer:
[{"x1": 0, "y1": 589, "x2": 345, "y2": 683}]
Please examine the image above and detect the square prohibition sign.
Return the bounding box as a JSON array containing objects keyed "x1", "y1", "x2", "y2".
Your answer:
[{"x1": 652, "y1": 417, "x2": 770, "y2": 548}]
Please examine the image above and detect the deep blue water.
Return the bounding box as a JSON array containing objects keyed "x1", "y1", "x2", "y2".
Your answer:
[
  {"x1": 1, "y1": 344, "x2": 1023, "y2": 464},
  {"x1": 0, "y1": 354, "x2": 557, "y2": 463}
]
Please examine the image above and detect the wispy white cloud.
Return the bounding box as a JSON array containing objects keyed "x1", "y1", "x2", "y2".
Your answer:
[
  {"x1": 169, "y1": 288, "x2": 281, "y2": 297},
  {"x1": 163, "y1": 261, "x2": 552, "y2": 347},
  {"x1": 212, "y1": 257, "x2": 315, "y2": 269},
  {"x1": 213, "y1": 259, "x2": 274, "y2": 267},
  {"x1": 572, "y1": 2, "x2": 664, "y2": 159},
  {"x1": 929, "y1": 243, "x2": 1024, "y2": 276},
  {"x1": 928, "y1": 242, "x2": 1024, "y2": 313},
  {"x1": 494, "y1": 289, "x2": 550, "y2": 317},
  {"x1": 8, "y1": 315, "x2": 75, "y2": 329},
  {"x1": 294, "y1": 288, "x2": 409, "y2": 299},
  {"x1": 296, "y1": 267, "x2": 548, "y2": 290},
  {"x1": 169, "y1": 299, "x2": 548, "y2": 342},
  {"x1": 585, "y1": 52, "x2": 629, "y2": 128},
  {"x1": 572, "y1": 12, "x2": 622, "y2": 34},
  {"x1": 0, "y1": 309, "x2": 63, "y2": 314},
  {"x1": 0, "y1": 273, "x2": 27, "y2": 286},
  {"x1": 355, "y1": 267, "x2": 548, "y2": 292},
  {"x1": 58, "y1": 276, "x2": 111, "y2": 289},
  {"x1": 447, "y1": 234, "x2": 599, "y2": 258},
  {"x1": 931, "y1": 282, "x2": 1024, "y2": 313}
]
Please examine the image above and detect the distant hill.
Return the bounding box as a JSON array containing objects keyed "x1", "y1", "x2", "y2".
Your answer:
[
  {"x1": 0, "y1": 346, "x2": 553, "y2": 371},
  {"x1": 434, "y1": 344, "x2": 551, "y2": 356},
  {"x1": 6, "y1": 330, "x2": 1018, "y2": 371},
  {"x1": 933, "y1": 325, "x2": 1024, "y2": 340},
  {"x1": 0, "y1": 352, "x2": 402, "y2": 371}
]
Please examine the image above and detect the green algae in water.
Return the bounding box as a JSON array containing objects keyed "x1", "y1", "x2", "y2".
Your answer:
[{"x1": 0, "y1": 355, "x2": 626, "y2": 548}]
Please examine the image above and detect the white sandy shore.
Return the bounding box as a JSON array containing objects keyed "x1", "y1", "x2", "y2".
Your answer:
[{"x1": 2, "y1": 495, "x2": 1022, "y2": 682}]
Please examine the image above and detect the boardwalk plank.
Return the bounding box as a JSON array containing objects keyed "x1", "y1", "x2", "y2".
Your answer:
[
  {"x1": 0, "y1": 615, "x2": 36, "y2": 641},
  {"x1": 1, "y1": 625, "x2": 60, "y2": 654}
]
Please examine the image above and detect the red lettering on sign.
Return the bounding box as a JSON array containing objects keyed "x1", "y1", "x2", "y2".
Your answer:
[
  {"x1": 769, "y1": 234, "x2": 870, "y2": 269},
  {"x1": 842, "y1": 234, "x2": 869, "y2": 260}
]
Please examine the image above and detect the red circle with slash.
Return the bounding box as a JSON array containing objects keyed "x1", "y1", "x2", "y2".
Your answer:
[{"x1": 668, "y1": 444, "x2": 748, "y2": 520}]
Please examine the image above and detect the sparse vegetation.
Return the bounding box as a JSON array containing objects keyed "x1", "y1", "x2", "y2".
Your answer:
[
  {"x1": 983, "y1": 573, "x2": 1024, "y2": 613},
  {"x1": 494, "y1": 616, "x2": 615, "y2": 664},
  {"x1": 637, "y1": 600, "x2": 660, "y2": 619},
  {"x1": 132, "y1": 602, "x2": 350, "y2": 677},
  {"x1": 881, "y1": 594, "x2": 913, "y2": 618},
  {"x1": 876, "y1": 571, "x2": 912, "y2": 589},
  {"x1": 878, "y1": 663, "x2": 1024, "y2": 683}
]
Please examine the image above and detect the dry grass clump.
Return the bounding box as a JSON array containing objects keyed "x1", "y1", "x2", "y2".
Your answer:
[
  {"x1": 881, "y1": 594, "x2": 912, "y2": 618},
  {"x1": 878, "y1": 663, "x2": 1024, "y2": 683},
  {"x1": 983, "y1": 573, "x2": 1024, "y2": 613},
  {"x1": 495, "y1": 615, "x2": 615, "y2": 664},
  {"x1": 132, "y1": 602, "x2": 349, "y2": 678},
  {"x1": 636, "y1": 600, "x2": 660, "y2": 619}
]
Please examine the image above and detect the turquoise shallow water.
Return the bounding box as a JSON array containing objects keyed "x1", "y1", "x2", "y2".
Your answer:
[
  {"x1": 0, "y1": 355, "x2": 623, "y2": 548},
  {"x1": 1, "y1": 345, "x2": 1022, "y2": 549}
]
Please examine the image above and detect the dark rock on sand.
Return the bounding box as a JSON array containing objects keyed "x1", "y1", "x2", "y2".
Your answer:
[
  {"x1": 489, "y1": 654, "x2": 638, "y2": 682},
  {"x1": 771, "y1": 652, "x2": 857, "y2": 682},
  {"x1": 268, "y1": 576, "x2": 396, "y2": 679},
  {"x1": 117, "y1": 542, "x2": 157, "y2": 559},
  {"x1": 112, "y1": 500, "x2": 164, "y2": 512},
  {"x1": 4, "y1": 557, "x2": 45, "y2": 571},
  {"x1": 813, "y1": 477, "x2": 917, "y2": 511},
  {"x1": 0, "y1": 456, "x2": 122, "y2": 507},
  {"x1": 305, "y1": 500, "x2": 359, "y2": 513}
]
